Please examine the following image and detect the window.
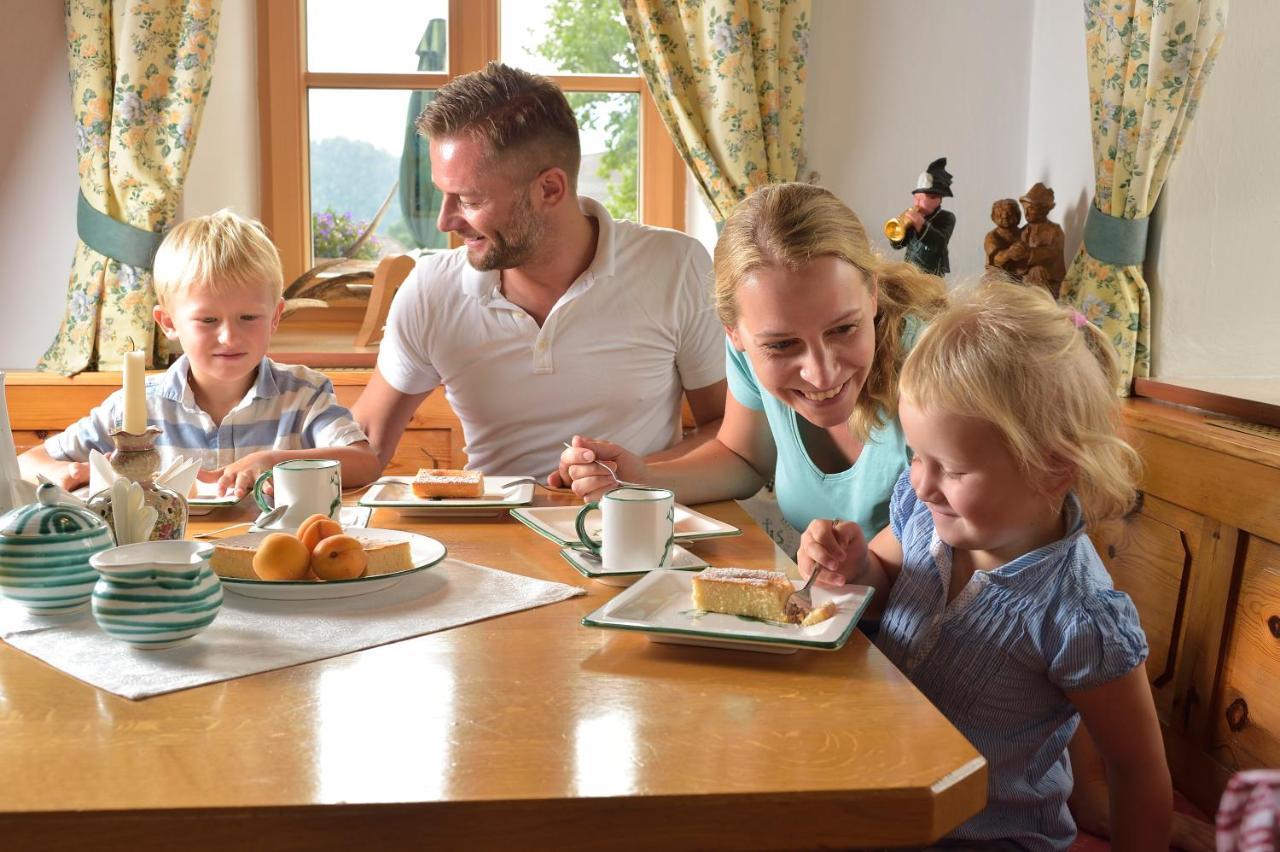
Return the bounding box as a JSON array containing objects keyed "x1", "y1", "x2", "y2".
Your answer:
[{"x1": 257, "y1": 0, "x2": 685, "y2": 280}]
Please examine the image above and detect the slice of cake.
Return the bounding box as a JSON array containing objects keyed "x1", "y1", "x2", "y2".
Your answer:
[
  {"x1": 411, "y1": 468, "x2": 484, "y2": 499},
  {"x1": 690, "y1": 567, "x2": 796, "y2": 623},
  {"x1": 210, "y1": 532, "x2": 414, "y2": 580}
]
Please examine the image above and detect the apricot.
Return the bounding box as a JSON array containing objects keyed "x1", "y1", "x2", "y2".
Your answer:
[
  {"x1": 252, "y1": 533, "x2": 311, "y2": 581},
  {"x1": 310, "y1": 534, "x2": 368, "y2": 581},
  {"x1": 297, "y1": 514, "x2": 343, "y2": 551}
]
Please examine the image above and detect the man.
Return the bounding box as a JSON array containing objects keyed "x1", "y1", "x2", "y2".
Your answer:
[
  {"x1": 889, "y1": 157, "x2": 956, "y2": 276},
  {"x1": 352, "y1": 62, "x2": 727, "y2": 481},
  {"x1": 1019, "y1": 182, "x2": 1067, "y2": 297}
]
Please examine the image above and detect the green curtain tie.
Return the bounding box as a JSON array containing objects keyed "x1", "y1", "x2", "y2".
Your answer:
[
  {"x1": 76, "y1": 190, "x2": 166, "y2": 269},
  {"x1": 1082, "y1": 205, "x2": 1149, "y2": 267}
]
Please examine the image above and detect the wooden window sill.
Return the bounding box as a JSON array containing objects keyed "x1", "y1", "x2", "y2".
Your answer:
[{"x1": 1134, "y1": 377, "x2": 1280, "y2": 429}]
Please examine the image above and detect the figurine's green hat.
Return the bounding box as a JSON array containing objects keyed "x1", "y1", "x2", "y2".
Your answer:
[{"x1": 913, "y1": 157, "x2": 953, "y2": 198}]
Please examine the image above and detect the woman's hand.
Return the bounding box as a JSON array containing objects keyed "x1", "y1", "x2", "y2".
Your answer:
[
  {"x1": 797, "y1": 519, "x2": 867, "y2": 586},
  {"x1": 551, "y1": 436, "x2": 649, "y2": 502}
]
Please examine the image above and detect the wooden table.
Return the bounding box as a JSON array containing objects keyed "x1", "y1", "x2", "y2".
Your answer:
[{"x1": 0, "y1": 491, "x2": 986, "y2": 850}]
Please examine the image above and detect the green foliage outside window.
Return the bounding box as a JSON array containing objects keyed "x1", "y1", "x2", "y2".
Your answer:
[{"x1": 534, "y1": 0, "x2": 639, "y2": 221}]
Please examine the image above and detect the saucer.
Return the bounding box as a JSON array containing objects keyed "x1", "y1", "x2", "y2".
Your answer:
[{"x1": 559, "y1": 544, "x2": 709, "y2": 587}]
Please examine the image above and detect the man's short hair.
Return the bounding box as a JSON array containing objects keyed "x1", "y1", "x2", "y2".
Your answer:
[
  {"x1": 152, "y1": 209, "x2": 284, "y2": 307},
  {"x1": 417, "y1": 61, "x2": 581, "y2": 187}
]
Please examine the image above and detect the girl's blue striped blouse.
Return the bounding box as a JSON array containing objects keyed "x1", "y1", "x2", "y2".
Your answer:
[{"x1": 875, "y1": 471, "x2": 1147, "y2": 851}]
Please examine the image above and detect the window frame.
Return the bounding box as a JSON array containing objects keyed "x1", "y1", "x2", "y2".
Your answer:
[{"x1": 256, "y1": 0, "x2": 685, "y2": 282}]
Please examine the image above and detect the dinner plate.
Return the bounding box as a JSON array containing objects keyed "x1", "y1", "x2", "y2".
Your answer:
[
  {"x1": 359, "y1": 475, "x2": 534, "y2": 516},
  {"x1": 510, "y1": 503, "x2": 741, "y2": 547},
  {"x1": 581, "y1": 569, "x2": 873, "y2": 654},
  {"x1": 559, "y1": 544, "x2": 709, "y2": 586},
  {"x1": 219, "y1": 528, "x2": 447, "y2": 600}
]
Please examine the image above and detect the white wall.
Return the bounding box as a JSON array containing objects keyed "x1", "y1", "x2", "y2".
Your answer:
[
  {"x1": 0, "y1": 2, "x2": 79, "y2": 370},
  {"x1": 1, "y1": 1, "x2": 1271, "y2": 377},
  {"x1": 807, "y1": 0, "x2": 1034, "y2": 281},
  {"x1": 1025, "y1": 0, "x2": 1094, "y2": 264},
  {"x1": 1148, "y1": 1, "x2": 1280, "y2": 378}
]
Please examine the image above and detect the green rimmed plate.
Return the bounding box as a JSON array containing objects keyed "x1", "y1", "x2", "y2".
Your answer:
[
  {"x1": 581, "y1": 569, "x2": 874, "y2": 654},
  {"x1": 510, "y1": 503, "x2": 741, "y2": 548}
]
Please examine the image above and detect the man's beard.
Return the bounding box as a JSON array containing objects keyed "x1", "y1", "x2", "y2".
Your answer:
[{"x1": 467, "y1": 192, "x2": 545, "y2": 272}]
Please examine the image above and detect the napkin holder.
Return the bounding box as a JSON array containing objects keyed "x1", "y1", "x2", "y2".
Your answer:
[{"x1": 87, "y1": 427, "x2": 189, "y2": 541}]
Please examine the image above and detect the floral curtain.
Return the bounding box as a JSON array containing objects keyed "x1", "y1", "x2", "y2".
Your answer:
[
  {"x1": 40, "y1": 0, "x2": 221, "y2": 375},
  {"x1": 619, "y1": 0, "x2": 811, "y2": 222},
  {"x1": 1062, "y1": 0, "x2": 1227, "y2": 393}
]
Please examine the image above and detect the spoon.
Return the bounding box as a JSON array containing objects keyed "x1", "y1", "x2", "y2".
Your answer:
[{"x1": 252, "y1": 503, "x2": 291, "y2": 530}]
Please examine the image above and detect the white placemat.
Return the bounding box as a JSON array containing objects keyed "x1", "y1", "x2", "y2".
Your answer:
[{"x1": 0, "y1": 559, "x2": 583, "y2": 700}]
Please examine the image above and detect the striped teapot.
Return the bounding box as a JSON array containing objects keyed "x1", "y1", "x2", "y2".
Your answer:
[{"x1": 0, "y1": 482, "x2": 114, "y2": 615}]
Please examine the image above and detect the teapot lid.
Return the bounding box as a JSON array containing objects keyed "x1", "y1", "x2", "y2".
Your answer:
[{"x1": 0, "y1": 482, "x2": 108, "y2": 538}]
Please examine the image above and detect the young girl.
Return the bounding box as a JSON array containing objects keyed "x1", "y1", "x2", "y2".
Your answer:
[{"x1": 800, "y1": 282, "x2": 1171, "y2": 850}]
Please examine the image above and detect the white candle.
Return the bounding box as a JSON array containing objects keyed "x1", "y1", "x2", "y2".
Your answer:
[{"x1": 121, "y1": 351, "x2": 147, "y2": 434}]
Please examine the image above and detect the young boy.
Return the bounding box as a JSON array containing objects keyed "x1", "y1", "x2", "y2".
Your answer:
[{"x1": 20, "y1": 210, "x2": 381, "y2": 499}]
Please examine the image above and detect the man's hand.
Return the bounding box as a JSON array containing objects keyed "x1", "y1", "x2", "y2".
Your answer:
[
  {"x1": 552, "y1": 435, "x2": 648, "y2": 502},
  {"x1": 906, "y1": 207, "x2": 926, "y2": 230},
  {"x1": 797, "y1": 519, "x2": 867, "y2": 586},
  {"x1": 200, "y1": 451, "x2": 278, "y2": 500}
]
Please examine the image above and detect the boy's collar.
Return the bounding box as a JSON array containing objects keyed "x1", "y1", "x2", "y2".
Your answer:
[{"x1": 157, "y1": 355, "x2": 280, "y2": 409}]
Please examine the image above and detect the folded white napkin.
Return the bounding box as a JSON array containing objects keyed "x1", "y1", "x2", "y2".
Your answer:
[
  {"x1": 0, "y1": 559, "x2": 584, "y2": 700},
  {"x1": 88, "y1": 449, "x2": 201, "y2": 501}
]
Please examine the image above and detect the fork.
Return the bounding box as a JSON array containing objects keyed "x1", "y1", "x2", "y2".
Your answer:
[{"x1": 785, "y1": 567, "x2": 823, "y2": 622}]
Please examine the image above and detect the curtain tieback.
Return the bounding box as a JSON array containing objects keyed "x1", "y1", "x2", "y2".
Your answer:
[
  {"x1": 1082, "y1": 204, "x2": 1149, "y2": 267},
  {"x1": 76, "y1": 190, "x2": 166, "y2": 270}
]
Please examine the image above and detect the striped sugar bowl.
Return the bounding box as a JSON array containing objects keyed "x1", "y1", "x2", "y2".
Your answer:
[
  {"x1": 89, "y1": 540, "x2": 223, "y2": 649},
  {"x1": 0, "y1": 483, "x2": 114, "y2": 615}
]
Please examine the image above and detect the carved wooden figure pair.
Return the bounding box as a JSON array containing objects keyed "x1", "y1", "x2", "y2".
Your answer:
[{"x1": 984, "y1": 183, "x2": 1066, "y2": 298}]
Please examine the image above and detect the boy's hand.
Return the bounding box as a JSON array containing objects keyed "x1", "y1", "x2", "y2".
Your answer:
[
  {"x1": 57, "y1": 461, "x2": 90, "y2": 493},
  {"x1": 797, "y1": 519, "x2": 867, "y2": 587},
  {"x1": 203, "y1": 451, "x2": 277, "y2": 500}
]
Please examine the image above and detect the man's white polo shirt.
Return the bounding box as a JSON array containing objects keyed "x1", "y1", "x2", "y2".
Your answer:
[{"x1": 378, "y1": 197, "x2": 725, "y2": 476}]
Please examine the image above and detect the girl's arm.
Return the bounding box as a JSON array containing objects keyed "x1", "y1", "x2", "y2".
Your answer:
[{"x1": 1068, "y1": 664, "x2": 1172, "y2": 851}]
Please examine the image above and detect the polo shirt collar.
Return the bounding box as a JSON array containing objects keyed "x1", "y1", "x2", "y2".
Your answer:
[
  {"x1": 156, "y1": 355, "x2": 277, "y2": 411},
  {"x1": 458, "y1": 195, "x2": 617, "y2": 302}
]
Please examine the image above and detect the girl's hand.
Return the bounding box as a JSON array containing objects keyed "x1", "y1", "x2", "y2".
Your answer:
[
  {"x1": 552, "y1": 435, "x2": 649, "y2": 502},
  {"x1": 797, "y1": 519, "x2": 866, "y2": 587}
]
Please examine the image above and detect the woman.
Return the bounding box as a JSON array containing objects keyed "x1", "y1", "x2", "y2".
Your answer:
[{"x1": 557, "y1": 182, "x2": 946, "y2": 561}]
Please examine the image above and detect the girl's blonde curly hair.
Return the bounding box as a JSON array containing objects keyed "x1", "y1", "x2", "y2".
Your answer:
[
  {"x1": 899, "y1": 280, "x2": 1141, "y2": 526},
  {"x1": 713, "y1": 182, "x2": 947, "y2": 441}
]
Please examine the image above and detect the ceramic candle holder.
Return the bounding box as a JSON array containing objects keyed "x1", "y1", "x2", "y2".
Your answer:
[{"x1": 88, "y1": 426, "x2": 188, "y2": 541}]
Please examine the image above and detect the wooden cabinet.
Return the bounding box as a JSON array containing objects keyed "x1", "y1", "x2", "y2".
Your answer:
[
  {"x1": 3, "y1": 369, "x2": 467, "y2": 473},
  {"x1": 1090, "y1": 399, "x2": 1280, "y2": 814}
]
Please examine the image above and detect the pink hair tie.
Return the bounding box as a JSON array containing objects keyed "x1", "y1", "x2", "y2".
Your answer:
[{"x1": 1071, "y1": 310, "x2": 1088, "y2": 329}]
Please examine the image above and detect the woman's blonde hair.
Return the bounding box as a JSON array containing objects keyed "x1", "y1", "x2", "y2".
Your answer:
[
  {"x1": 899, "y1": 280, "x2": 1140, "y2": 527},
  {"x1": 152, "y1": 209, "x2": 284, "y2": 307},
  {"x1": 714, "y1": 182, "x2": 947, "y2": 440}
]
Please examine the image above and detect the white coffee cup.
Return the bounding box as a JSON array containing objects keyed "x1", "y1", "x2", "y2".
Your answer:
[
  {"x1": 574, "y1": 486, "x2": 675, "y2": 572},
  {"x1": 252, "y1": 459, "x2": 342, "y2": 529}
]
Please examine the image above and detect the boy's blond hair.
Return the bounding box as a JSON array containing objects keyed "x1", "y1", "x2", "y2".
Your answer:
[
  {"x1": 152, "y1": 209, "x2": 284, "y2": 307},
  {"x1": 713, "y1": 182, "x2": 948, "y2": 441},
  {"x1": 899, "y1": 280, "x2": 1140, "y2": 527}
]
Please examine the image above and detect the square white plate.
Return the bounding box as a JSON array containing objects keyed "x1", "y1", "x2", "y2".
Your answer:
[
  {"x1": 358, "y1": 475, "x2": 534, "y2": 516},
  {"x1": 187, "y1": 479, "x2": 242, "y2": 514},
  {"x1": 510, "y1": 503, "x2": 741, "y2": 547},
  {"x1": 582, "y1": 569, "x2": 873, "y2": 654},
  {"x1": 559, "y1": 544, "x2": 709, "y2": 586}
]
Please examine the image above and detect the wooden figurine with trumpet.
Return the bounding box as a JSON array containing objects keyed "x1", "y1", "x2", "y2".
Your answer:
[{"x1": 886, "y1": 157, "x2": 955, "y2": 276}]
